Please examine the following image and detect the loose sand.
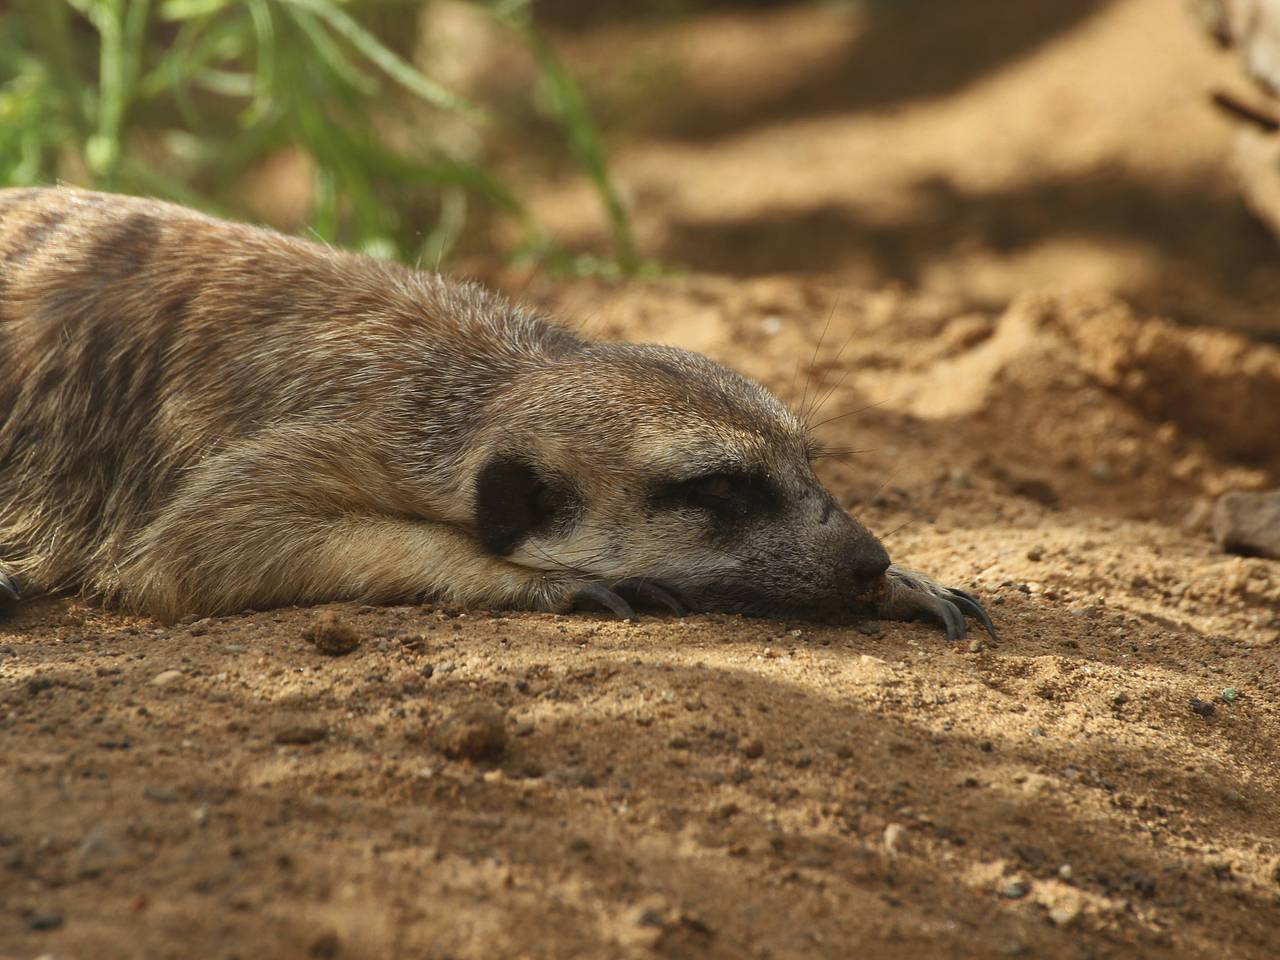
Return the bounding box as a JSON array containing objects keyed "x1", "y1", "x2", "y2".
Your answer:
[{"x1": 3, "y1": 1, "x2": 1279, "y2": 957}]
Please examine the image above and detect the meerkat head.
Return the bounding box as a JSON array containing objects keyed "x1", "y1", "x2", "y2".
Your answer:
[{"x1": 469, "y1": 342, "x2": 890, "y2": 617}]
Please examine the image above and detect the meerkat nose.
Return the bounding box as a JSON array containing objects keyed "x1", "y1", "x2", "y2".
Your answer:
[{"x1": 848, "y1": 538, "x2": 891, "y2": 587}]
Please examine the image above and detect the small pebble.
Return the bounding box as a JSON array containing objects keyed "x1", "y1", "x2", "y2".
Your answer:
[
  {"x1": 26, "y1": 677, "x2": 53, "y2": 698},
  {"x1": 739, "y1": 736, "x2": 764, "y2": 759},
  {"x1": 883, "y1": 823, "x2": 908, "y2": 855},
  {"x1": 619, "y1": 901, "x2": 668, "y2": 949},
  {"x1": 274, "y1": 725, "x2": 327, "y2": 745},
  {"x1": 999, "y1": 878, "x2": 1031, "y2": 899},
  {"x1": 436, "y1": 703, "x2": 507, "y2": 761},
  {"x1": 1189, "y1": 698, "x2": 1216, "y2": 717},
  {"x1": 1048, "y1": 900, "x2": 1081, "y2": 927},
  {"x1": 302, "y1": 611, "x2": 360, "y2": 656},
  {"x1": 1212, "y1": 489, "x2": 1280, "y2": 559},
  {"x1": 309, "y1": 932, "x2": 341, "y2": 959},
  {"x1": 25, "y1": 910, "x2": 63, "y2": 931},
  {"x1": 555, "y1": 766, "x2": 599, "y2": 788},
  {"x1": 76, "y1": 828, "x2": 126, "y2": 877},
  {"x1": 150, "y1": 669, "x2": 183, "y2": 687},
  {"x1": 712, "y1": 801, "x2": 740, "y2": 820}
]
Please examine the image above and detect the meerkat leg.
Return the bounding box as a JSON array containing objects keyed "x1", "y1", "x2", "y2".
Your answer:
[
  {"x1": 123, "y1": 514, "x2": 562, "y2": 622},
  {"x1": 868, "y1": 564, "x2": 997, "y2": 642},
  {"x1": 111, "y1": 425, "x2": 569, "y2": 622}
]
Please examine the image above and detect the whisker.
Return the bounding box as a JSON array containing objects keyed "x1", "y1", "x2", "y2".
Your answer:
[
  {"x1": 853, "y1": 469, "x2": 899, "y2": 511},
  {"x1": 798, "y1": 296, "x2": 839, "y2": 424},
  {"x1": 806, "y1": 397, "x2": 890, "y2": 432},
  {"x1": 881, "y1": 515, "x2": 919, "y2": 541},
  {"x1": 525, "y1": 542, "x2": 592, "y2": 579},
  {"x1": 805, "y1": 342, "x2": 858, "y2": 424},
  {"x1": 784, "y1": 356, "x2": 803, "y2": 411},
  {"x1": 808, "y1": 445, "x2": 875, "y2": 461}
]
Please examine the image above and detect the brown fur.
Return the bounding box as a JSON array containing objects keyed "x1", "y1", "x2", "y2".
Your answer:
[{"x1": 0, "y1": 187, "x2": 990, "y2": 637}]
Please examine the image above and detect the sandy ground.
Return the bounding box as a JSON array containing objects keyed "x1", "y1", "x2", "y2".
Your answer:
[
  {"x1": 525, "y1": 0, "x2": 1280, "y2": 339},
  {"x1": 4, "y1": 1, "x2": 1280, "y2": 958}
]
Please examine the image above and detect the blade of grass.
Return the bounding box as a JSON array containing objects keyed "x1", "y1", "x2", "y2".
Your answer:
[
  {"x1": 73, "y1": 0, "x2": 152, "y2": 184},
  {"x1": 188, "y1": 66, "x2": 255, "y2": 97},
  {"x1": 419, "y1": 186, "x2": 467, "y2": 269},
  {"x1": 282, "y1": 6, "x2": 379, "y2": 98},
  {"x1": 119, "y1": 154, "x2": 232, "y2": 212},
  {"x1": 292, "y1": 93, "x2": 392, "y2": 246},
  {"x1": 245, "y1": 0, "x2": 276, "y2": 123},
  {"x1": 278, "y1": 0, "x2": 482, "y2": 118},
  {"x1": 158, "y1": 0, "x2": 232, "y2": 18},
  {"x1": 14, "y1": 0, "x2": 91, "y2": 137},
  {"x1": 495, "y1": 9, "x2": 637, "y2": 272},
  {"x1": 141, "y1": 11, "x2": 243, "y2": 97}
]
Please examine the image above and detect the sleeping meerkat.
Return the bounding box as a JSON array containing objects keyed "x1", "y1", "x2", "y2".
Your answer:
[{"x1": 0, "y1": 187, "x2": 993, "y2": 640}]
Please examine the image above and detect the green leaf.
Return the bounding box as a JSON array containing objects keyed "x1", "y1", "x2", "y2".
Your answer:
[
  {"x1": 283, "y1": 6, "x2": 379, "y2": 97},
  {"x1": 493, "y1": 9, "x2": 637, "y2": 272},
  {"x1": 278, "y1": 0, "x2": 482, "y2": 117},
  {"x1": 158, "y1": 0, "x2": 231, "y2": 20}
]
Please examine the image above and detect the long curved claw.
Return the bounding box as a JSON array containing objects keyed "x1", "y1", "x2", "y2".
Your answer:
[
  {"x1": 570, "y1": 582, "x2": 638, "y2": 622},
  {"x1": 611, "y1": 578, "x2": 691, "y2": 617},
  {"x1": 0, "y1": 571, "x2": 20, "y2": 607},
  {"x1": 873, "y1": 565, "x2": 996, "y2": 643},
  {"x1": 946, "y1": 588, "x2": 998, "y2": 640},
  {"x1": 922, "y1": 594, "x2": 967, "y2": 643}
]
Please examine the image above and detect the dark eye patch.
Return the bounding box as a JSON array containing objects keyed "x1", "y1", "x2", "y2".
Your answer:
[
  {"x1": 655, "y1": 471, "x2": 777, "y2": 522},
  {"x1": 474, "y1": 455, "x2": 575, "y2": 555}
]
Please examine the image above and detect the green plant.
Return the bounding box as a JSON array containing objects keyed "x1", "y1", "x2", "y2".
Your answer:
[{"x1": 0, "y1": 0, "x2": 639, "y2": 272}]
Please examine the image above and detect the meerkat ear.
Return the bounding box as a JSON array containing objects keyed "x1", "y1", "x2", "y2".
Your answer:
[{"x1": 473, "y1": 456, "x2": 563, "y2": 556}]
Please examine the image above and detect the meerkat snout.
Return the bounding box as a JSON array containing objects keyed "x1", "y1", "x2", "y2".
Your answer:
[
  {"x1": 824, "y1": 502, "x2": 893, "y2": 590},
  {"x1": 465, "y1": 343, "x2": 893, "y2": 617}
]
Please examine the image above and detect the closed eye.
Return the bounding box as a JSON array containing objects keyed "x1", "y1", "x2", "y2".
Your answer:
[{"x1": 656, "y1": 471, "x2": 777, "y2": 520}]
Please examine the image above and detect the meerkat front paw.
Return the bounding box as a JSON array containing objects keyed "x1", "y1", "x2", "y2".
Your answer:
[
  {"x1": 566, "y1": 578, "x2": 690, "y2": 621},
  {"x1": 0, "y1": 569, "x2": 21, "y2": 609},
  {"x1": 871, "y1": 564, "x2": 996, "y2": 642}
]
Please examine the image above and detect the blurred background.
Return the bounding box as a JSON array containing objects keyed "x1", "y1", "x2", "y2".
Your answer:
[{"x1": 1, "y1": 0, "x2": 1278, "y2": 336}]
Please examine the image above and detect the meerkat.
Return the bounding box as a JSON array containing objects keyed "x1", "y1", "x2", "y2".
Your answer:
[{"x1": 0, "y1": 187, "x2": 993, "y2": 640}]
